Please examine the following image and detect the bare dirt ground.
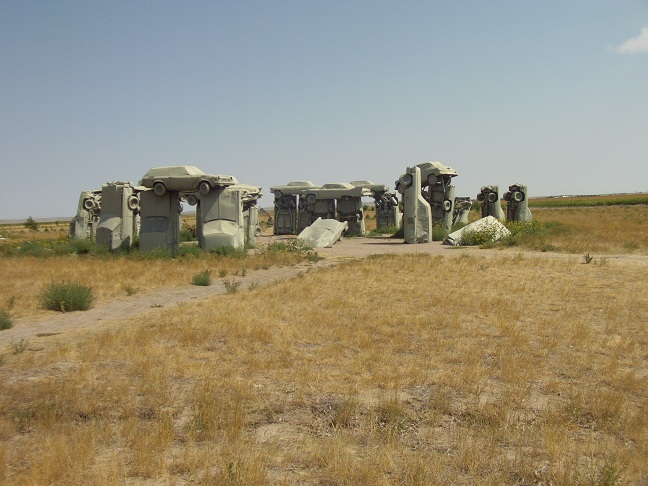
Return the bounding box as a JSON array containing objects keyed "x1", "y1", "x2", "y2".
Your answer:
[{"x1": 3, "y1": 235, "x2": 647, "y2": 347}]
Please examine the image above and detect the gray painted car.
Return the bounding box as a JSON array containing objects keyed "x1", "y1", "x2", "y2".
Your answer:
[{"x1": 139, "y1": 166, "x2": 238, "y2": 196}]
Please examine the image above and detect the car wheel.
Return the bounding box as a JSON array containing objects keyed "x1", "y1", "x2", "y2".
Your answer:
[
  {"x1": 127, "y1": 195, "x2": 139, "y2": 211},
  {"x1": 477, "y1": 193, "x2": 485, "y2": 202},
  {"x1": 488, "y1": 193, "x2": 498, "y2": 203},
  {"x1": 186, "y1": 194, "x2": 197, "y2": 206},
  {"x1": 153, "y1": 182, "x2": 166, "y2": 196},
  {"x1": 83, "y1": 198, "x2": 95, "y2": 210},
  {"x1": 199, "y1": 181, "x2": 211, "y2": 195},
  {"x1": 443, "y1": 200, "x2": 452, "y2": 211},
  {"x1": 513, "y1": 191, "x2": 524, "y2": 202},
  {"x1": 306, "y1": 193, "x2": 317, "y2": 204}
]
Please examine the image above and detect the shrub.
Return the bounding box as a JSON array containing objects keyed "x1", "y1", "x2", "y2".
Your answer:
[
  {"x1": 39, "y1": 280, "x2": 94, "y2": 312},
  {"x1": 432, "y1": 225, "x2": 448, "y2": 242},
  {"x1": 24, "y1": 216, "x2": 38, "y2": 231},
  {"x1": 0, "y1": 310, "x2": 12, "y2": 330},
  {"x1": 460, "y1": 226, "x2": 500, "y2": 246},
  {"x1": 368, "y1": 225, "x2": 400, "y2": 236},
  {"x1": 221, "y1": 279, "x2": 242, "y2": 294},
  {"x1": 211, "y1": 246, "x2": 247, "y2": 258},
  {"x1": 264, "y1": 239, "x2": 320, "y2": 261},
  {"x1": 192, "y1": 269, "x2": 212, "y2": 286}
]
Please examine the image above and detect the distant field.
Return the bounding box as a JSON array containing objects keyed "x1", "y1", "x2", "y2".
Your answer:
[{"x1": 529, "y1": 193, "x2": 648, "y2": 207}]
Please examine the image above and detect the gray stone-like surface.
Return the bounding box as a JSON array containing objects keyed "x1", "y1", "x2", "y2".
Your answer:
[
  {"x1": 270, "y1": 181, "x2": 320, "y2": 235},
  {"x1": 504, "y1": 183, "x2": 532, "y2": 222},
  {"x1": 417, "y1": 161, "x2": 458, "y2": 232},
  {"x1": 443, "y1": 216, "x2": 511, "y2": 246},
  {"x1": 140, "y1": 165, "x2": 237, "y2": 196},
  {"x1": 96, "y1": 182, "x2": 139, "y2": 251},
  {"x1": 297, "y1": 217, "x2": 348, "y2": 248},
  {"x1": 399, "y1": 166, "x2": 432, "y2": 244},
  {"x1": 452, "y1": 197, "x2": 472, "y2": 226},
  {"x1": 139, "y1": 189, "x2": 181, "y2": 252},
  {"x1": 477, "y1": 185, "x2": 506, "y2": 220},
  {"x1": 69, "y1": 189, "x2": 102, "y2": 240}
]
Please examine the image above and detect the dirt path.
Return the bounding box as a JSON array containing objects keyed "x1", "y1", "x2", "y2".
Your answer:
[{"x1": 3, "y1": 236, "x2": 646, "y2": 347}]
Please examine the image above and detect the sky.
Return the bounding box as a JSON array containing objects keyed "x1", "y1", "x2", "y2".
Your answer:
[{"x1": 1, "y1": 0, "x2": 647, "y2": 220}]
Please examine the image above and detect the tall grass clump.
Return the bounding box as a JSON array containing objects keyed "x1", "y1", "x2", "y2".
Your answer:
[
  {"x1": 368, "y1": 225, "x2": 400, "y2": 236},
  {"x1": 191, "y1": 269, "x2": 212, "y2": 286},
  {"x1": 39, "y1": 280, "x2": 94, "y2": 312},
  {"x1": 0, "y1": 309, "x2": 12, "y2": 330},
  {"x1": 264, "y1": 239, "x2": 321, "y2": 262},
  {"x1": 499, "y1": 220, "x2": 566, "y2": 249}
]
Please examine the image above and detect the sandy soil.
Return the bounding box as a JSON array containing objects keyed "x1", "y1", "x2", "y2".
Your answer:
[{"x1": 2, "y1": 235, "x2": 646, "y2": 347}]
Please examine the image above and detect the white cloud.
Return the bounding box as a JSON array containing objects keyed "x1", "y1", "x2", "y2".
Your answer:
[{"x1": 616, "y1": 26, "x2": 648, "y2": 54}]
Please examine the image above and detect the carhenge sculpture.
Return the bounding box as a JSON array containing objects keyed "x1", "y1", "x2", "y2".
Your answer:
[
  {"x1": 477, "y1": 185, "x2": 505, "y2": 220},
  {"x1": 452, "y1": 196, "x2": 472, "y2": 226},
  {"x1": 195, "y1": 183, "x2": 263, "y2": 251},
  {"x1": 95, "y1": 182, "x2": 140, "y2": 251},
  {"x1": 269, "y1": 181, "x2": 321, "y2": 235},
  {"x1": 69, "y1": 189, "x2": 102, "y2": 240},
  {"x1": 503, "y1": 183, "x2": 532, "y2": 222},
  {"x1": 300, "y1": 182, "x2": 371, "y2": 236},
  {"x1": 349, "y1": 181, "x2": 402, "y2": 231},
  {"x1": 396, "y1": 161, "x2": 458, "y2": 243}
]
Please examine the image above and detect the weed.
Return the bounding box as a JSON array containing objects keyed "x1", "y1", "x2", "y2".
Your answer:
[
  {"x1": 192, "y1": 269, "x2": 212, "y2": 286},
  {"x1": 432, "y1": 224, "x2": 448, "y2": 241},
  {"x1": 221, "y1": 279, "x2": 242, "y2": 294},
  {"x1": 240, "y1": 264, "x2": 247, "y2": 277},
  {"x1": 123, "y1": 284, "x2": 137, "y2": 296},
  {"x1": 247, "y1": 282, "x2": 259, "y2": 291},
  {"x1": 39, "y1": 280, "x2": 94, "y2": 312},
  {"x1": 5, "y1": 296, "x2": 15, "y2": 311},
  {"x1": 0, "y1": 310, "x2": 12, "y2": 330},
  {"x1": 583, "y1": 253, "x2": 593, "y2": 264},
  {"x1": 150, "y1": 303, "x2": 164, "y2": 308},
  {"x1": 218, "y1": 269, "x2": 228, "y2": 278},
  {"x1": 460, "y1": 226, "x2": 500, "y2": 246},
  {"x1": 211, "y1": 246, "x2": 246, "y2": 259},
  {"x1": 368, "y1": 225, "x2": 400, "y2": 236},
  {"x1": 264, "y1": 239, "x2": 321, "y2": 262},
  {"x1": 11, "y1": 339, "x2": 28, "y2": 354}
]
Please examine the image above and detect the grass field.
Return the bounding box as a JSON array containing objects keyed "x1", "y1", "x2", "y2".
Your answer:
[{"x1": 1, "y1": 200, "x2": 647, "y2": 484}]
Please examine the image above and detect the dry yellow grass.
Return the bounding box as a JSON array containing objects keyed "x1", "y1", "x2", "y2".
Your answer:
[
  {"x1": 1, "y1": 253, "x2": 646, "y2": 484},
  {"x1": 0, "y1": 248, "x2": 311, "y2": 319}
]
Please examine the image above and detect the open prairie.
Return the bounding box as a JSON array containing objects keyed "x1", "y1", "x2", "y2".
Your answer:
[{"x1": 0, "y1": 202, "x2": 647, "y2": 484}]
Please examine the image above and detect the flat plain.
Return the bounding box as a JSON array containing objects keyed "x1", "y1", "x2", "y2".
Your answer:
[{"x1": 0, "y1": 201, "x2": 647, "y2": 484}]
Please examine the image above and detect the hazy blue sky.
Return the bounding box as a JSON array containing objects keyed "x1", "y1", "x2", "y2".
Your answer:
[{"x1": 1, "y1": 0, "x2": 647, "y2": 219}]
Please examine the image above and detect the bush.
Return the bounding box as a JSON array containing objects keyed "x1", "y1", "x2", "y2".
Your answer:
[
  {"x1": 221, "y1": 279, "x2": 242, "y2": 294},
  {"x1": 192, "y1": 269, "x2": 212, "y2": 286},
  {"x1": 211, "y1": 246, "x2": 247, "y2": 258},
  {"x1": 368, "y1": 225, "x2": 400, "y2": 236},
  {"x1": 0, "y1": 310, "x2": 12, "y2": 330},
  {"x1": 264, "y1": 239, "x2": 320, "y2": 261},
  {"x1": 39, "y1": 280, "x2": 94, "y2": 312}
]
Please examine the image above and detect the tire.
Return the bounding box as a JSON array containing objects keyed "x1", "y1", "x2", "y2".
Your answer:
[
  {"x1": 254, "y1": 226, "x2": 262, "y2": 237},
  {"x1": 153, "y1": 182, "x2": 166, "y2": 196},
  {"x1": 487, "y1": 192, "x2": 498, "y2": 203},
  {"x1": 186, "y1": 195, "x2": 197, "y2": 206},
  {"x1": 477, "y1": 193, "x2": 485, "y2": 202},
  {"x1": 443, "y1": 200, "x2": 452, "y2": 212},
  {"x1": 199, "y1": 181, "x2": 211, "y2": 196},
  {"x1": 513, "y1": 191, "x2": 524, "y2": 202},
  {"x1": 503, "y1": 191, "x2": 512, "y2": 201},
  {"x1": 306, "y1": 193, "x2": 317, "y2": 204},
  {"x1": 428, "y1": 174, "x2": 437, "y2": 185},
  {"x1": 83, "y1": 198, "x2": 95, "y2": 210},
  {"x1": 273, "y1": 190, "x2": 283, "y2": 198},
  {"x1": 399, "y1": 173, "x2": 413, "y2": 187},
  {"x1": 127, "y1": 195, "x2": 139, "y2": 211}
]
